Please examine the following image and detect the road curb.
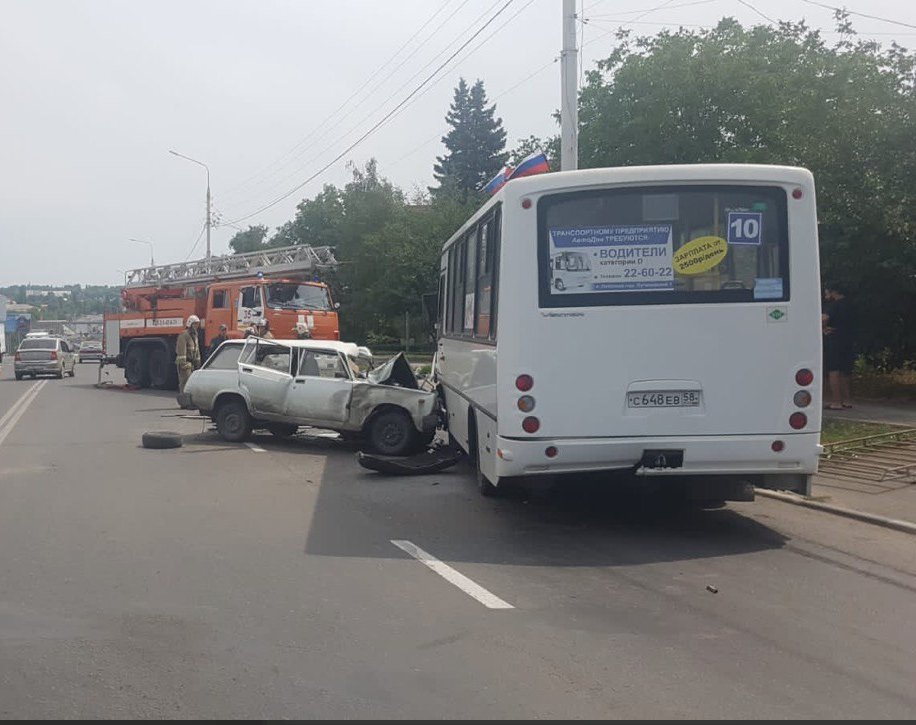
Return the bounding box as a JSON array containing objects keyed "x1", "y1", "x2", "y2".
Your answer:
[{"x1": 755, "y1": 488, "x2": 916, "y2": 535}]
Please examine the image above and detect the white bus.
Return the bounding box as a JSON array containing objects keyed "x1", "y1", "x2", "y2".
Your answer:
[{"x1": 435, "y1": 164, "x2": 822, "y2": 500}]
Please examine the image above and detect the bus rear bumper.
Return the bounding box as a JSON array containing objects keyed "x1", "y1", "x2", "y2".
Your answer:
[{"x1": 494, "y1": 433, "x2": 821, "y2": 480}]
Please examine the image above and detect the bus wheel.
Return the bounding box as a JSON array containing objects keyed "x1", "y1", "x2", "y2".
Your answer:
[
  {"x1": 554, "y1": 278, "x2": 565, "y2": 291},
  {"x1": 468, "y1": 413, "x2": 500, "y2": 497},
  {"x1": 475, "y1": 458, "x2": 501, "y2": 497}
]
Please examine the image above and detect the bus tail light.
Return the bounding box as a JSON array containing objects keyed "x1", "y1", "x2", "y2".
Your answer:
[
  {"x1": 789, "y1": 412, "x2": 807, "y2": 430},
  {"x1": 772, "y1": 440, "x2": 785, "y2": 452},
  {"x1": 522, "y1": 416, "x2": 540, "y2": 433},
  {"x1": 515, "y1": 374, "x2": 533, "y2": 391},
  {"x1": 545, "y1": 446, "x2": 558, "y2": 458},
  {"x1": 793, "y1": 390, "x2": 812, "y2": 408},
  {"x1": 517, "y1": 395, "x2": 535, "y2": 412},
  {"x1": 792, "y1": 188, "x2": 803, "y2": 199},
  {"x1": 795, "y1": 368, "x2": 814, "y2": 386}
]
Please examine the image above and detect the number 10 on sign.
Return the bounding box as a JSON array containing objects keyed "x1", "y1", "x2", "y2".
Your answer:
[{"x1": 727, "y1": 211, "x2": 763, "y2": 246}]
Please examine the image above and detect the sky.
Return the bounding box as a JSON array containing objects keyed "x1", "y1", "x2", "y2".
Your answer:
[{"x1": 2, "y1": 0, "x2": 916, "y2": 287}]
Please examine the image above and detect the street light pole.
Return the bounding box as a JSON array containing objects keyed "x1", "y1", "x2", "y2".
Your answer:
[
  {"x1": 129, "y1": 237, "x2": 155, "y2": 266},
  {"x1": 168, "y1": 150, "x2": 212, "y2": 258}
]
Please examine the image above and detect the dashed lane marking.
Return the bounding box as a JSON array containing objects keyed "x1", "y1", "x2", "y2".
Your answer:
[{"x1": 391, "y1": 539, "x2": 514, "y2": 610}]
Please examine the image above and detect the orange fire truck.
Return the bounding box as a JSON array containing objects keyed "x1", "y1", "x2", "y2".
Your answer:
[{"x1": 103, "y1": 244, "x2": 339, "y2": 389}]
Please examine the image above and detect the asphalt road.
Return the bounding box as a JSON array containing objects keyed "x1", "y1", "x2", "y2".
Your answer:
[{"x1": 1, "y1": 363, "x2": 915, "y2": 719}]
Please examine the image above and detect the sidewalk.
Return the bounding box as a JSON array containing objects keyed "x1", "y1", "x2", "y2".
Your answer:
[{"x1": 799, "y1": 398, "x2": 916, "y2": 527}]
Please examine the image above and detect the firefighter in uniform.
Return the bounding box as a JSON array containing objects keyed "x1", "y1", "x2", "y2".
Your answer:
[{"x1": 176, "y1": 315, "x2": 202, "y2": 393}]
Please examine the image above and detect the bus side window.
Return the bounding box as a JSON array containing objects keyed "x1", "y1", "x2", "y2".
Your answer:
[
  {"x1": 476, "y1": 217, "x2": 494, "y2": 338},
  {"x1": 463, "y1": 228, "x2": 477, "y2": 332},
  {"x1": 489, "y1": 207, "x2": 501, "y2": 341}
]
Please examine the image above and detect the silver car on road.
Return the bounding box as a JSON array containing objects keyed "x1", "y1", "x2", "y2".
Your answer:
[
  {"x1": 14, "y1": 336, "x2": 77, "y2": 380},
  {"x1": 184, "y1": 338, "x2": 439, "y2": 455}
]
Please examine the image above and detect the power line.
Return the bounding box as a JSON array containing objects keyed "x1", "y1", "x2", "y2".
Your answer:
[
  {"x1": 800, "y1": 0, "x2": 916, "y2": 30},
  {"x1": 226, "y1": 0, "x2": 517, "y2": 225},
  {"x1": 736, "y1": 0, "x2": 776, "y2": 25},
  {"x1": 184, "y1": 221, "x2": 208, "y2": 261},
  {"x1": 589, "y1": 0, "x2": 719, "y2": 16},
  {"x1": 584, "y1": 16, "x2": 916, "y2": 36},
  {"x1": 219, "y1": 0, "x2": 462, "y2": 202},
  {"x1": 581, "y1": 0, "x2": 678, "y2": 50},
  {"x1": 222, "y1": 0, "x2": 510, "y2": 214}
]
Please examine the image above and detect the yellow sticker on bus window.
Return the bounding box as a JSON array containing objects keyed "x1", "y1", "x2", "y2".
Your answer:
[{"x1": 672, "y1": 236, "x2": 728, "y2": 276}]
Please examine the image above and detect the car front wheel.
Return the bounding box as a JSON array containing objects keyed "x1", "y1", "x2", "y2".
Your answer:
[
  {"x1": 367, "y1": 409, "x2": 418, "y2": 457},
  {"x1": 216, "y1": 400, "x2": 253, "y2": 442}
]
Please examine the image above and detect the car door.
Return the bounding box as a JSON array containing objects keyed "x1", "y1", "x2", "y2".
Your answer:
[
  {"x1": 60, "y1": 340, "x2": 74, "y2": 372},
  {"x1": 284, "y1": 349, "x2": 353, "y2": 423},
  {"x1": 237, "y1": 339, "x2": 293, "y2": 416}
]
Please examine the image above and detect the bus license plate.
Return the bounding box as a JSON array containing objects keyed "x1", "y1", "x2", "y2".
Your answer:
[{"x1": 627, "y1": 391, "x2": 700, "y2": 408}]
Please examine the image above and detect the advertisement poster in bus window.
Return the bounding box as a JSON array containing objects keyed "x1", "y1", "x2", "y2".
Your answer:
[{"x1": 548, "y1": 225, "x2": 674, "y2": 293}]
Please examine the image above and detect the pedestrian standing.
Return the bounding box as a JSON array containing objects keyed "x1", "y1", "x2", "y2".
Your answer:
[
  {"x1": 207, "y1": 323, "x2": 228, "y2": 358},
  {"x1": 823, "y1": 282, "x2": 854, "y2": 410},
  {"x1": 176, "y1": 315, "x2": 202, "y2": 393}
]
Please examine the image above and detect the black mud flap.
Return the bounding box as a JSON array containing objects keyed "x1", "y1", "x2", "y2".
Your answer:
[{"x1": 357, "y1": 445, "x2": 464, "y2": 476}]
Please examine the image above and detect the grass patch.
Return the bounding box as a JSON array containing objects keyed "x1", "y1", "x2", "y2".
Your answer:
[{"x1": 821, "y1": 417, "x2": 908, "y2": 444}]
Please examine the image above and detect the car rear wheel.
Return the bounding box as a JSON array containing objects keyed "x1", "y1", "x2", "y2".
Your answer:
[
  {"x1": 367, "y1": 409, "x2": 418, "y2": 457},
  {"x1": 267, "y1": 423, "x2": 298, "y2": 438},
  {"x1": 216, "y1": 400, "x2": 252, "y2": 442},
  {"x1": 15, "y1": 373, "x2": 23, "y2": 380}
]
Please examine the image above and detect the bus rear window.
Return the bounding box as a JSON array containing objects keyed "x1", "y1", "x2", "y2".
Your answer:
[{"x1": 537, "y1": 185, "x2": 789, "y2": 307}]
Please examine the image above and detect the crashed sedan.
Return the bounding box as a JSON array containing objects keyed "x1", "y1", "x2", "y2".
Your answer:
[{"x1": 182, "y1": 337, "x2": 439, "y2": 455}]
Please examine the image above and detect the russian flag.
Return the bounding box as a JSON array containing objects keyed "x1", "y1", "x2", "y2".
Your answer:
[
  {"x1": 507, "y1": 150, "x2": 550, "y2": 180},
  {"x1": 484, "y1": 167, "x2": 511, "y2": 196}
]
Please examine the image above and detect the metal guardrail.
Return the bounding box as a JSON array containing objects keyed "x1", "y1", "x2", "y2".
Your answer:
[{"x1": 820, "y1": 428, "x2": 916, "y2": 483}]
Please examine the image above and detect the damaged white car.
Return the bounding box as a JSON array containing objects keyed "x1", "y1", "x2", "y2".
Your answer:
[{"x1": 182, "y1": 337, "x2": 440, "y2": 455}]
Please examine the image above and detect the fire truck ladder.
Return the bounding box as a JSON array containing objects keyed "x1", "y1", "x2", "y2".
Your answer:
[{"x1": 123, "y1": 244, "x2": 338, "y2": 287}]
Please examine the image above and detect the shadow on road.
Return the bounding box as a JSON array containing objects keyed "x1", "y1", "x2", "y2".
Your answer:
[{"x1": 279, "y1": 436, "x2": 790, "y2": 569}]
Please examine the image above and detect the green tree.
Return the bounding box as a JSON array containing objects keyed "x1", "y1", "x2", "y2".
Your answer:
[
  {"x1": 577, "y1": 17, "x2": 916, "y2": 361},
  {"x1": 228, "y1": 224, "x2": 269, "y2": 253},
  {"x1": 432, "y1": 78, "x2": 508, "y2": 201},
  {"x1": 508, "y1": 134, "x2": 560, "y2": 170}
]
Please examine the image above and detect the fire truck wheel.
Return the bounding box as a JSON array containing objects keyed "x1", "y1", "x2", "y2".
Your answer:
[
  {"x1": 148, "y1": 347, "x2": 170, "y2": 389},
  {"x1": 125, "y1": 346, "x2": 150, "y2": 388},
  {"x1": 141, "y1": 431, "x2": 184, "y2": 449}
]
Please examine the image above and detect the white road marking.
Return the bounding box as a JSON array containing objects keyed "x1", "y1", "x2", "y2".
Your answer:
[
  {"x1": 391, "y1": 539, "x2": 514, "y2": 610},
  {"x1": 245, "y1": 442, "x2": 266, "y2": 453},
  {"x1": 0, "y1": 381, "x2": 47, "y2": 447}
]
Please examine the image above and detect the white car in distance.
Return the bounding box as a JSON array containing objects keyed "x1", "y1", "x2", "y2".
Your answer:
[{"x1": 184, "y1": 337, "x2": 439, "y2": 456}]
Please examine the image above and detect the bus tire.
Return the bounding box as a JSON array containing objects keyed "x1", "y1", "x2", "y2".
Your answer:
[
  {"x1": 554, "y1": 278, "x2": 565, "y2": 291},
  {"x1": 468, "y1": 411, "x2": 500, "y2": 497}
]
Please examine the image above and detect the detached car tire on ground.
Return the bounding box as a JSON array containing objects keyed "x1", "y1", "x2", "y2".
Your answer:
[{"x1": 184, "y1": 338, "x2": 439, "y2": 456}]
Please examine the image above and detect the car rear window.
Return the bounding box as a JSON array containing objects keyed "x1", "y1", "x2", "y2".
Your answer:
[{"x1": 19, "y1": 339, "x2": 57, "y2": 350}]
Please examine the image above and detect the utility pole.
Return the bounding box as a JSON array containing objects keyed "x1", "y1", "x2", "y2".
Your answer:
[
  {"x1": 560, "y1": 0, "x2": 579, "y2": 171},
  {"x1": 206, "y1": 181, "x2": 211, "y2": 259},
  {"x1": 169, "y1": 150, "x2": 212, "y2": 258}
]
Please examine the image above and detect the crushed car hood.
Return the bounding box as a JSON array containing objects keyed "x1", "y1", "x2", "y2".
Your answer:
[{"x1": 367, "y1": 352, "x2": 418, "y2": 389}]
